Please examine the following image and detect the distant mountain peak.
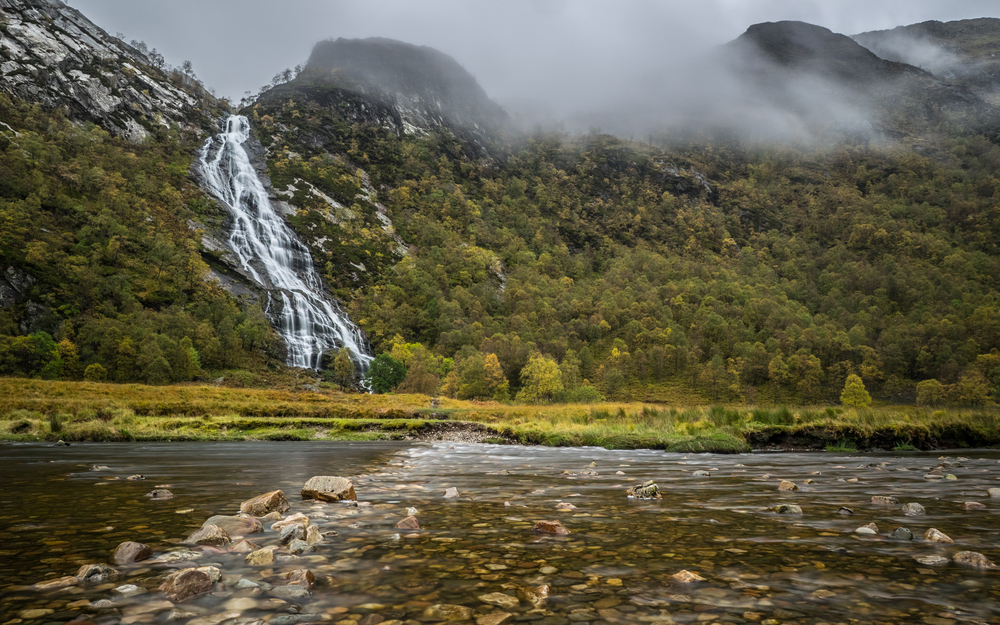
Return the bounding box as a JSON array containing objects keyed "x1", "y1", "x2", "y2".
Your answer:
[{"x1": 260, "y1": 36, "x2": 510, "y2": 152}]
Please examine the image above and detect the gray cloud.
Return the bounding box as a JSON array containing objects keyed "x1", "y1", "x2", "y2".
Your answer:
[{"x1": 69, "y1": 0, "x2": 999, "y2": 134}]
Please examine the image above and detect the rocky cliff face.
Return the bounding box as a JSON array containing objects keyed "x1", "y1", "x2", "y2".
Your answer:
[
  {"x1": 260, "y1": 37, "x2": 512, "y2": 156},
  {"x1": 0, "y1": 0, "x2": 204, "y2": 141}
]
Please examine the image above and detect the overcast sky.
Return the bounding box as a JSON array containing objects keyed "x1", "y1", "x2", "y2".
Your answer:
[{"x1": 69, "y1": 0, "x2": 1000, "y2": 115}]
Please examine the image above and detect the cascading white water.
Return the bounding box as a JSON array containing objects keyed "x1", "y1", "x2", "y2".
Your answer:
[{"x1": 198, "y1": 115, "x2": 372, "y2": 371}]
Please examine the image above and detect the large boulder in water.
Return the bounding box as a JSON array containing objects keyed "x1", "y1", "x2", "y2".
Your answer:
[
  {"x1": 202, "y1": 515, "x2": 262, "y2": 536},
  {"x1": 159, "y1": 569, "x2": 214, "y2": 602},
  {"x1": 240, "y1": 490, "x2": 291, "y2": 516},
  {"x1": 113, "y1": 541, "x2": 152, "y2": 565},
  {"x1": 185, "y1": 524, "x2": 231, "y2": 546},
  {"x1": 301, "y1": 476, "x2": 356, "y2": 502}
]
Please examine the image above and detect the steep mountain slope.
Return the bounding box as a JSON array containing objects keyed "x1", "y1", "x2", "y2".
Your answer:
[
  {"x1": 854, "y1": 18, "x2": 1000, "y2": 107},
  {"x1": 260, "y1": 37, "x2": 512, "y2": 156},
  {"x1": 0, "y1": 0, "x2": 216, "y2": 141},
  {"x1": 713, "y1": 21, "x2": 990, "y2": 139}
]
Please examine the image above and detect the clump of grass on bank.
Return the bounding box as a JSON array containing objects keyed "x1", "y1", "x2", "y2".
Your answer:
[{"x1": 1, "y1": 378, "x2": 998, "y2": 451}]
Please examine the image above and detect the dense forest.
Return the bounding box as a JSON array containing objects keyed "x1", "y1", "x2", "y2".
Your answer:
[{"x1": 246, "y1": 91, "x2": 1000, "y2": 406}]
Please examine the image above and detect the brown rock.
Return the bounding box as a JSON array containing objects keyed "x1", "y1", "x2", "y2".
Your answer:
[
  {"x1": 924, "y1": 528, "x2": 954, "y2": 543},
  {"x1": 240, "y1": 490, "x2": 291, "y2": 516},
  {"x1": 870, "y1": 495, "x2": 898, "y2": 505},
  {"x1": 113, "y1": 541, "x2": 152, "y2": 565},
  {"x1": 301, "y1": 476, "x2": 356, "y2": 502},
  {"x1": 532, "y1": 520, "x2": 569, "y2": 535},
  {"x1": 555, "y1": 502, "x2": 577, "y2": 511},
  {"x1": 395, "y1": 515, "x2": 420, "y2": 530},
  {"x1": 778, "y1": 481, "x2": 797, "y2": 491},
  {"x1": 271, "y1": 513, "x2": 310, "y2": 532},
  {"x1": 229, "y1": 539, "x2": 259, "y2": 553},
  {"x1": 245, "y1": 547, "x2": 276, "y2": 565},
  {"x1": 422, "y1": 605, "x2": 474, "y2": 621},
  {"x1": 672, "y1": 570, "x2": 706, "y2": 583},
  {"x1": 304, "y1": 525, "x2": 324, "y2": 545},
  {"x1": 902, "y1": 502, "x2": 925, "y2": 516},
  {"x1": 159, "y1": 569, "x2": 214, "y2": 603},
  {"x1": 625, "y1": 480, "x2": 661, "y2": 499},
  {"x1": 185, "y1": 524, "x2": 231, "y2": 546},
  {"x1": 477, "y1": 613, "x2": 513, "y2": 625},
  {"x1": 478, "y1": 592, "x2": 519, "y2": 609},
  {"x1": 34, "y1": 576, "x2": 79, "y2": 590},
  {"x1": 952, "y1": 551, "x2": 998, "y2": 569},
  {"x1": 282, "y1": 568, "x2": 316, "y2": 588},
  {"x1": 76, "y1": 564, "x2": 120, "y2": 584},
  {"x1": 519, "y1": 584, "x2": 549, "y2": 607},
  {"x1": 202, "y1": 515, "x2": 262, "y2": 536},
  {"x1": 964, "y1": 501, "x2": 987, "y2": 510}
]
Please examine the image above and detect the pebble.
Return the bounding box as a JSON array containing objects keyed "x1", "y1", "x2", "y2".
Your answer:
[
  {"x1": 988, "y1": 487, "x2": 1000, "y2": 497},
  {"x1": 902, "y1": 502, "x2": 925, "y2": 516},
  {"x1": 772, "y1": 504, "x2": 801, "y2": 515},
  {"x1": 532, "y1": 520, "x2": 570, "y2": 535},
  {"x1": 476, "y1": 613, "x2": 513, "y2": 625},
  {"x1": 778, "y1": 480, "x2": 797, "y2": 491},
  {"x1": 870, "y1": 495, "x2": 898, "y2": 505},
  {"x1": 890, "y1": 527, "x2": 914, "y2": 540},
  {"x1": 963, "y1": 501, "x2": 986, "y2": 510},
  {"x1": 915, "y1": 555, "x2": 950, "y2": 565},
  {"x1": 444, "y1": 487, "x2": 460, "y2": 498},
  {"x1": 672, "y1": 570, "x2": 705, "y2": 583}
]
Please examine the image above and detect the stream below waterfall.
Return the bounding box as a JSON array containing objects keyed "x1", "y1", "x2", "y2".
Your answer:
[
  {"x1": 197, "y1": 116, "x2": 372, "y2": 371},
  {"x1": 2, "y1": 442, "x2": 1000, "y2": 625}
]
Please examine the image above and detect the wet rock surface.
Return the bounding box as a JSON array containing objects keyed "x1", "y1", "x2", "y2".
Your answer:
[
  {"x1": 301, "y1": 476, "x2": 356, "y2": 502},
  {"x1": 3, "y1": 442, "x2": 1000, "y2": 625}
]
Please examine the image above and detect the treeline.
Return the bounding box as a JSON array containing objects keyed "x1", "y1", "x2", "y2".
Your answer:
[
  {"x1": 0, "y1": 97, "x2": 278, "y2": 383},
  {"x1": 252, "y1": 91, "x2": 1000, "y2": 405}
]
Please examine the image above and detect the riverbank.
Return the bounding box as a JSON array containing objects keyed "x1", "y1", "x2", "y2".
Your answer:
[{"x1": 1, "y1": 378, "x2": 998, "y2": 452}]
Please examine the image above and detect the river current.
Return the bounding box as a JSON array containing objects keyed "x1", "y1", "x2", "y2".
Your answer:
[{"x1": 1, "y1": 442, "x2": 998, "y2": 624}]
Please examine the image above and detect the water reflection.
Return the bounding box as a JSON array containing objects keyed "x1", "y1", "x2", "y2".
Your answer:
[{"x1": 1, "y1": 442, "x2": 998, "y2": 624}]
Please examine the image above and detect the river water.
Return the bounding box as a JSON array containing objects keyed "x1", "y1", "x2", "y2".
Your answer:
[{"x1": 1, "y1": 442, "x2": 999, "y2": 625}]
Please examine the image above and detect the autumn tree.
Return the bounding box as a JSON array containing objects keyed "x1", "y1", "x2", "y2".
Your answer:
[
  {"x1": 516, "y1": 354, "x2": 563, "y2": 404},
  {"x1": 840, "y1": 374, "x2": 872, "y2": 408}
]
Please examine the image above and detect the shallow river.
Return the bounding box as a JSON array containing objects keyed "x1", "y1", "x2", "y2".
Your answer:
[{"x1": 1, "y1": 442, "x2": 999, "y2": 625}]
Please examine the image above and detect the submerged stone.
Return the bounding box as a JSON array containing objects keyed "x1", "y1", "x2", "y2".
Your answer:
[
  {"x1": 871, "y1": 495, "x2": 898, "y2": 505},
  {"x1": 772, "y1": 504, "x2": 802, "y2": 515},
  {"x1": 203, "y1": 515, "x2": 263, "y2": 536},
  {"x1": 902, "y1": 502, "x2": 925, "y2": 516},
  {"x1": 478, "y1": 592, "x2": 519, "y2": 609},
  {"x1": 395, "y1": 515, "x2": 420, "y2": 530},
  {"x1": 626, "y1": 480, "x2": 661, "y2": 499},
  {"x1": 778, "y1": 480, "x2": 797, "y2": 491},
  {"x1": 672, "y1": 570, "x2": 706, "y2": 583},
  {"x1": 532, "y1": 520, "x2": 570, "y2": 535},
  {"x1": 953, "y1": 551, "x2": 997, "y2": 569},
  {"x1": 890, "y1": 527, "x2": 914, "y2": 540}
]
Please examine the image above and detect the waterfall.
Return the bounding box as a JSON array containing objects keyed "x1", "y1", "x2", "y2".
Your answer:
[{"x1": 197, "y1": 115, "x2": 372, "y2": 372}]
